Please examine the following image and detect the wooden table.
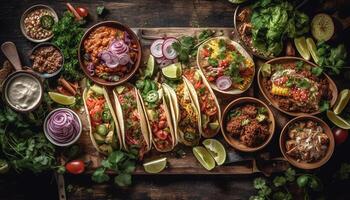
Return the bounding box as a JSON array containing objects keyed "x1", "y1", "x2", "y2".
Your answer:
[{"x1": 1, "y1": 0, "x2": 350, "y2": 200}]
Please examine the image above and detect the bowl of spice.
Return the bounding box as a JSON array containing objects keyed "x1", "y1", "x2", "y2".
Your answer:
[
  {"x1": 20, "y1": 4, "x2": 58, "y2": 42},
  {"x1": 30, "y1": 43, "x2": 64, "y2": 78},
  {"x1": 44, "y1": 108, "x2": 82, "y2": 147}
]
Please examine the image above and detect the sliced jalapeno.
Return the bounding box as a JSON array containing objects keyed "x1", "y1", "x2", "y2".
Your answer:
[
  {"x1": 145, "y1": 90, "x2": 159, "y2": 103},
  {"x1": 40, "y1": 15, "x2": 55, "y2": 30}
]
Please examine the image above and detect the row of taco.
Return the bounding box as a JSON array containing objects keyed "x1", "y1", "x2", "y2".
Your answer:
[{"x1": 82, "y1": 68, "x2": 221, "y2": 158}]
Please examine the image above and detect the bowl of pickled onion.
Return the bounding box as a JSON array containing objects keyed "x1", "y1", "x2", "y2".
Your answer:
[{"x1": 44, "y1": 108, "x2": 82, "y2": 146}]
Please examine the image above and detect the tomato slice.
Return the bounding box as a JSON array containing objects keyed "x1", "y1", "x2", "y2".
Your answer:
[{"x1": 66, "y1": 160, "x2": 85, "y2": 174}]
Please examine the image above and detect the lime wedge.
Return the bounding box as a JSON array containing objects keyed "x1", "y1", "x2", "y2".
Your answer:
[
  {"x1": 115, "y1": 86, "x2": 125, "y2": 94},
  {"x1": 333, "y1": 89, "x2": 350, "y2": 115},
  {"x1": 193, "y1": 146, "x2": 215, "y2": 171},
  {"x1": 144, "y1": 55, "x2": 155, "y2": 78},
  {"x1": 261, "y1": 63, "x2": 271, "y2": 78},
  {"x1": 162, "y1": 62, "x2": 182, "y2": 80},
  {"x1": 48, "y1": 92, "x2": 76, "y2": 105},
  {"x1": 143, "y1": 157, "x2": 167, "y2": 173},
  {"x1": 306, "y1": 37, "x2": 319, "y2": 64},
  {"x1": 90, "y1": 85, "x2": 104, "y2": 95},
  {"x1": 202, "y1": 139, "x2": 226, "y2": 165},
  {"x1": 327, "y1": 110, "x2": 350, "y2": 129},
  {"x1": 294, "y1": 37, "x2": 310, "y2": 60}
]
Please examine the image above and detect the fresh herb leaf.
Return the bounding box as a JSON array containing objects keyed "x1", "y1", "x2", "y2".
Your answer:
[
  {"x1": 92, "y1": 167, "x2": 110, "y2": 183},
  {"x1": 114, "y1": 173, "x2": 132, "y2": 187},
  {"x1": 296, "y1": 79, "x2": 310, "y2": 89},
  {"x1": 208, "y1": 58, "x2": 218, "y2": 66},
  {"x1": 254, "y1": 178, "x2": 267, "y2": 189},
  {"x1": 273, "y1": 176, "x2": 287, "y2": 187},
  {"x1": 285, "y1": 168, "x2": 296, "y2": 182},
  {"x1": 319, "y1": 100, "x2": 329, "y2": 112},
  {"x1": 296, "y1": 61, "x2": 304, "y2": 70},
  {"x1": 311, "y1": 66, "x2": 323, "y2": 76},
  {"x1": 96, "y1": 6, "x2": 105, "y2": 16},
  {"x1": 52, "y1": 12, "x2": 84, "y2": 81}
]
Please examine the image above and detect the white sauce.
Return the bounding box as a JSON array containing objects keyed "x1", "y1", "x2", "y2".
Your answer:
[{"x1": 6, "y1": 74, "x2": 42, "y2": 110}]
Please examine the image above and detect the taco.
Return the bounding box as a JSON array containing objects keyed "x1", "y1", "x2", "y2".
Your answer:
[
  {"x1": 83, "y1": 84, "x2": 122, "y2": 155},
  {"x1": 113, "y1": 84, "x2": 151, "y2": 159},
  {"x1": 136, "y1": 79, "x2": 176, "y2": 152},
  {"x1": 183, "y1": 68, "x2": 221, "y2": 138},
  {"x1": 163, "y1": 81, "x2": 201, "y2": 146}
]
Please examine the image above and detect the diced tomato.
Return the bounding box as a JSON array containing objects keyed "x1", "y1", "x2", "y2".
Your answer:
[
  {"x1": 202, "y1": 48, "x2": 210, "y2": 57},
  {"x1": 155, "y1": 130, "x2": 168, "y2": 140},
  {"x1": 195, "y1": 81, "x2": 202, "y2": 89},
  {"x1": 207, "y1": 76, "x2": 215, "y2": 82},
  {"x1": 158, "y1": 120, "x2": 167, "y2": 129},
  {"x1": 274, "y1": 76, "x2": 288, "y2": 86},
  {"x1": 219, "y1": 60, "x2": 229, "y2": 68}
]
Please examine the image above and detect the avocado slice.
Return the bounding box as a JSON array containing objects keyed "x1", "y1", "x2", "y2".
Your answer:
[
  {"x1": 94, "y1": 133, "x2": 105, "y2": 145},
  {"x1": 99, "y1": 144, "x2": 113, "y2": 154},
  {"x1": 90, "y1": 85, "x2": 104, "y2": 95},
  {"x1": 209, "y1": 120, "x2": 219, "y2": 130}
]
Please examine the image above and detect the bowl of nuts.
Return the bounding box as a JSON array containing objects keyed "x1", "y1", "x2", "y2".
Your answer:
[
  {"x1": 20, "y1": 4, "x2": 58, "y2": 43},
  {"x1": 30, "y1": 43, "x2": 64, "y2": 78}
]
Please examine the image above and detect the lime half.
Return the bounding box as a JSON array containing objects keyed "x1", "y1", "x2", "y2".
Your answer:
[
  {"x1": 90, "y1": 85, "x2": 104, "y2": 95},
  {"x1": 333, "y1": 89, "x2": 350, "y2": 115},
  {"x1": 48, "y1": 92, "x2": 76, "y2": 105},
  {"x1": 193, "y1": 146, "x2": 215, "y2": 171},
  {"x1": 327, "y1": 110, "x2": 350, "y2": 129},
  {"x1": 162, "y1": 62, "x2": 182, "y2": 80},
  {"x1": 143, "y1": 157, "x2": 167, "y2": 173},
  {"x1": 294, "y1": 37, "x2": 310, "y2": 61},
  {"x1": 306, "y1": 37, "x2": 319, "y2": 64},
  {"x1": 144, "y1": 55, "x2": 155, "y2": 78},
  {"x1": 202, "y1": 139, "x2": 226, "y2": 165}
]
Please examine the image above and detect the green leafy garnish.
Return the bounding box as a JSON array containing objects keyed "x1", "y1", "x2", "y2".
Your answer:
[
  {"x1": 316, "y1": 42, "x2": 347, "y2": 75},
  {"x1": 251, "y1": 0, "x2": 309, "y2": 56},
  {"x1": 91, "y1": 150, "x2": 138, "y2": 187},
  {"x1": 96, "y1": 6, "x2": 105, "y2": 16},
  {"x1": 52, "y1": 12, "x2": 84, "y2": 81},
  {"x1": 319, "y1": 100, "x2": 329, "y2": 112}
]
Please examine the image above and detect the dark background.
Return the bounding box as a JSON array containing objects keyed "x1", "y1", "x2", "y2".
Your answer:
[{"x1": 1, "y1": 0, "x2": 350, "y2": 199}]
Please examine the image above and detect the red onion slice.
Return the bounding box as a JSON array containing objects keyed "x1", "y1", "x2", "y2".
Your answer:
[
  {"x1": 162, "y1": 37, "x2": 178, "y2": 60},
  {"x1": 45, "y1": 109, "x2": 80, "y2": 145},
  {"x1": 150, "y1": 39, "x2": 165, "y2": 58},
  {"x1": 118, "y1": 53, "x2": 131, "y2": 66},
  {"x1": 110, "y1": 40, "x2": 129, "y2": 55},
  {"x1": 216, "y1": 76, "x2": 232, "y2": 91}
]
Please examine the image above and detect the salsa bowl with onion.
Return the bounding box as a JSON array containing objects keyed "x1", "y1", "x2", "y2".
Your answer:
[
  {"x1": 44, "y1": 108, "x2": 82, "y2": 147},
  {"x1": 78, "y1": 21, "x2": 142, "y2": 86},
  {"x1": 197, "y1": 36, "x2": 255, "y2": 95}
]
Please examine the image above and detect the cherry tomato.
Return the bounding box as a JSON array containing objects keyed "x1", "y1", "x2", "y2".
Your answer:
[
  {"x1": 76, "y1": 7, "x2": 89, "y2": 18},
  {"x1": 65, "y1": 160, "x2": 85, "y2": 174},
  {"x1": 333, "y1": 128, "x2": 348, "y2": 145}
]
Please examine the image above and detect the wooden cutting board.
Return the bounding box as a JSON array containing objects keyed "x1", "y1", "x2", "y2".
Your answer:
[{"x1": 60, "y1": 28, "x2": 291, "y2": 175}]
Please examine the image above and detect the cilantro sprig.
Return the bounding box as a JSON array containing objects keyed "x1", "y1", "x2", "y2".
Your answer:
[{"x1": 92, "y1": 149, "x2": 138, "y2": 187}]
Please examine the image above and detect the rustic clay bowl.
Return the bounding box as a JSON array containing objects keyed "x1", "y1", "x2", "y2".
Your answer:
[
  {"x1": 257, "y1": 57, "x2": 338, "y2": 116},
  {"x1": 78, "y1": 21, "x2": 142, "y2": 86},
  {"x1": 221, "y1": 97, "x2": 275, "y2": 152},
  {"x1": 279, "y1": 115, "x2": 335, "y2": 170}
]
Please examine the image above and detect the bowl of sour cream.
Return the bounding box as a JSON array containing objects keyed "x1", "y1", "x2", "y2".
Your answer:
[{"x1": 3, "y1": 72, "x2": 43, "y2": 112}]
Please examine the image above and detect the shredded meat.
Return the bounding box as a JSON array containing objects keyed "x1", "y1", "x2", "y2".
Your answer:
[{"x1": 226, "y1": 104, "x2": 270, "y2": 147}]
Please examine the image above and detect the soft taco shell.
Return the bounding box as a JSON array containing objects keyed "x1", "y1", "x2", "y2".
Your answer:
[
  {"x1": 183, "y1": 70, "x2": 222, "y2": 138},
  {"x1": 113, "y1": 84, "x2": 151, "y2": 152},
  {"x1": 82, "y1": 87, "x2": 122, "y2": 155},
  {"x1": 163, "y1": 82, "x2": 200, "y2": 146},
  {"x1": 139, "y1": 86, "x2": 176, "y2": 152}
]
